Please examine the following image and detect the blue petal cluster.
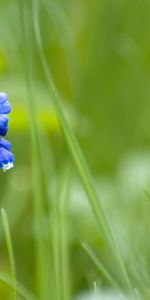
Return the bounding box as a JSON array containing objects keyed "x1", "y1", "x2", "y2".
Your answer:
[{"x1": 0, "y1": 92, "x2": 14, "y2": 171}]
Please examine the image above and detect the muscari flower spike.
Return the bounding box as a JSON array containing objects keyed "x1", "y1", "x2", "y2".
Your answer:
[{"x1": 0, "y1": 92, "x2": 14, "y2": 171}]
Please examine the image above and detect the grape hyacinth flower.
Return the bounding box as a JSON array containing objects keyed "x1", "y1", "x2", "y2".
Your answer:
[{"x1": 0, "y1": 92, "x2": 14, "y2": 171}]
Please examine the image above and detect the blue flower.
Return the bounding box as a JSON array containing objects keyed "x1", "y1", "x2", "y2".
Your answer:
[
  {"x1": 0, "y1": 92, "x2": 11, "y2": 114},
  {"x1": 0, "y1": 146, "x2": 14, "y2": 171},
  {"x1": 0, "y1": 92, "x2": 11, "y2": 136},
  {"x1": 0, "y1": 92, "x2": 14, "y2": 171},
  {"x1": 0, "y1": 138, "x2": 12, "y2": 151},
  {"x1": 0, "y1": 115, "x2": 9, "y2": 136}
]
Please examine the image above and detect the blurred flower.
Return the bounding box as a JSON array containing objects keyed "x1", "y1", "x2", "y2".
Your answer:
[
  {"x1": 0, "y1": 92, "x2": 11, "y2": 136},
  {"x1": 0, "y1": 92, "x2": 11, "y2": 114},
  {"x1": 0, "y1": 114, "x2": 9, "y2": 136},
  {"x1": 0, "y1": 146, "x2": 14, "y2": 171},
  {"x1": 0, "y1": 92, "x2": 14, "y2": 171},
  {"x1": 0, "y1": 138, "x2": 11, "y2": 151}
]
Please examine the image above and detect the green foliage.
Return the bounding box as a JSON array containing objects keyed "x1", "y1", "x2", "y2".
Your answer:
[{"x1": 0, "y1": 0, "x2": 150, "y2": 299}]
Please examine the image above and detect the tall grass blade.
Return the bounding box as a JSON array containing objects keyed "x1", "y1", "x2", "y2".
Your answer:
[
  {"x1": 83, "y1": 243, "x2": 117, "y2": 288},
  {"x1": 31, "y1": 0, "x2": 131, "y2": 291},
  {"x1": 41, "y1": 0, "x2": 80, "y2": 93},
  {"x1": 0, "y1": 271, "x2": 38, "y2": 300},
  {"x1": 52, "y1": 164, "x2": 71, "y2": 300},
  {"x1": 59, "y1": 164, "x2": 71, "y2": 300},
  {"x1": 1, "y1": 208, "x2": 17, "y2": 300},
  {"x1": 17, "y1": 2, "x2": 51, "y2": 299}
]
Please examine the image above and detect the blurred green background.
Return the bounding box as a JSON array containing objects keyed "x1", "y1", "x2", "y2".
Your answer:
[{"x1": 0, "y1": 0, "x2": 150, "y2": 299}]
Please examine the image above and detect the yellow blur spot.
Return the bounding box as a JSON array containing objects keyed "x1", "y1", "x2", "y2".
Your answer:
[
  {"x1": 39, "y1": 110, "x2": 60, "y2": 133},
  {"x1": 10, "y1": 107, "x2": 29, "y2": 132},
  {"x1": 0, "y1": 51, "x2": 7, "y2": 73},
  {"x1": 10, "y1": 106, "x2": 60, "y2": 134}
]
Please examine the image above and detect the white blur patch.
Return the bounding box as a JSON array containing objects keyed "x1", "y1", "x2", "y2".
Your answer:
[
  {"x1": 2, "y1": 162, "x2": 14, "y2": 172},
  {"x1": 75, "y1": 290, "x2": 133, "y2": 300}
]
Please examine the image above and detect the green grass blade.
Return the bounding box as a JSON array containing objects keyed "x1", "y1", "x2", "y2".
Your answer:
[
  {"x1": 17, "y1": 2, "x2": 51, "y2": 298},
  {"x1": 83, "y1": 243, "x2": 118, "y2": 288},
  {"x1": 1, "y1": 208, "x2": 17, "y2": 300},
  {"x1": 31, "y1": 0, "x2": 131, "y2": 291},
  {"x1": 59, "y1": 164, "x2": 71, "y2": 300},
  {"x1": 52, "y1": 164, "x2": 71, "y2": 300},
  {"x1": 0, "y1": 272, "x2": 38, "y2": 300},
  {"x1": 41, "y1": 0, "x2": 80, "y2": 93}
]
